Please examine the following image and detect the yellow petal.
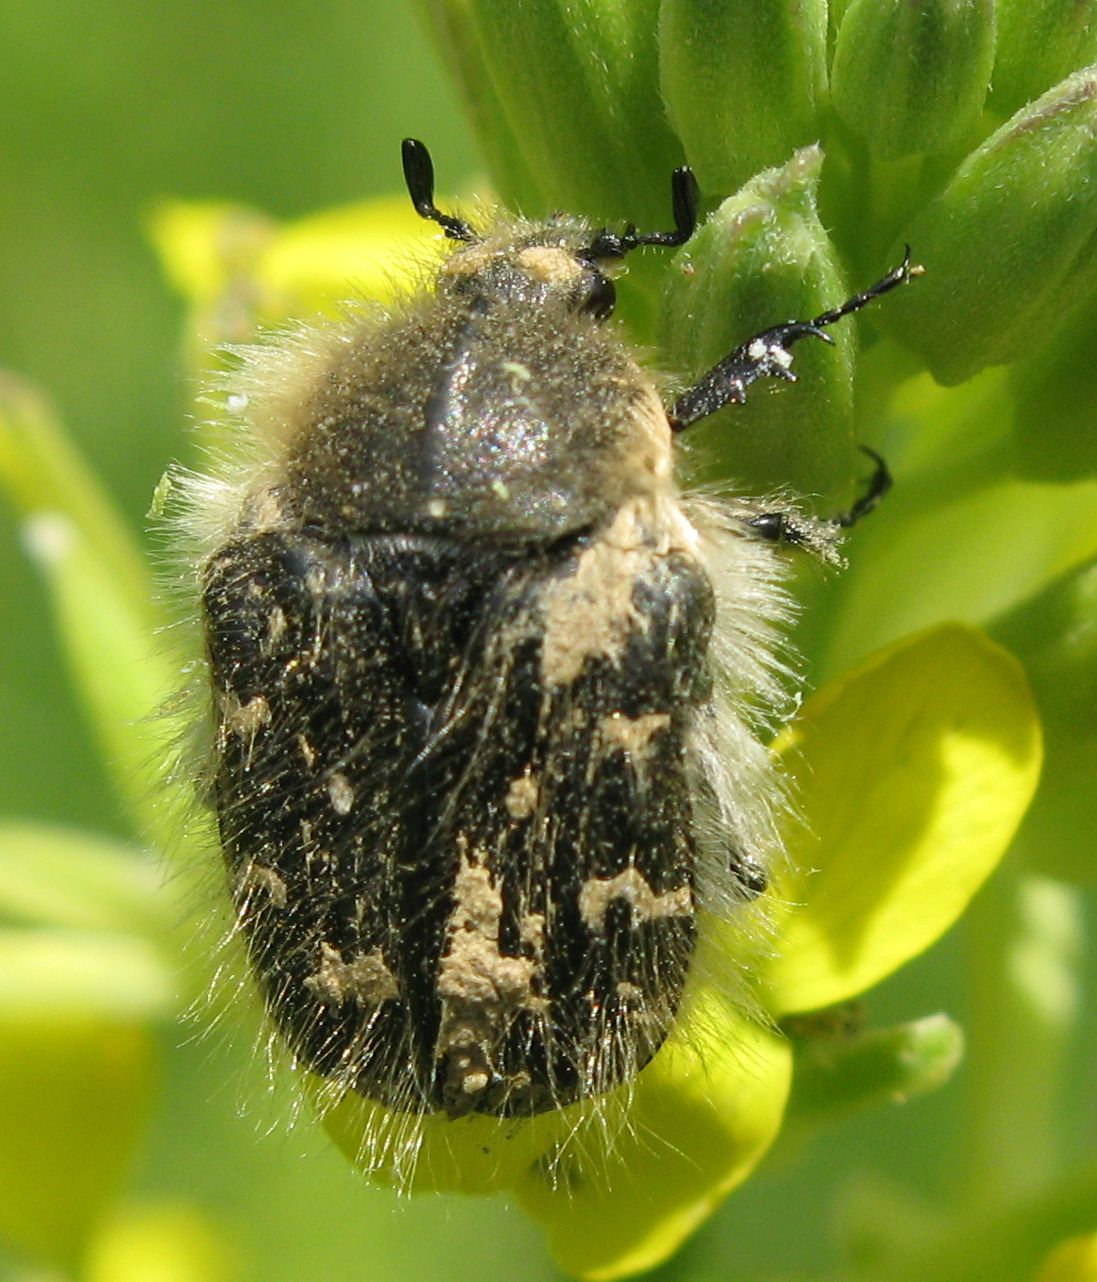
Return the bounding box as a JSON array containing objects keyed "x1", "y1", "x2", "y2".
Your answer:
[
  {"x1": 513, "y1": 994, "x2": 792, "y2": 1281},
  {"x1": 85, "y1": 1203, "x2": 239, "y2": 1282},
  {"x1": 319, "y1": 1078, "x2": 580, "y2": 1196},
  {"x1": 766, "y1": 623, "x2": 1042, "y2": 1016},
  {"x1": 0, "y1": 1012, "x2": 156, "y2": 1271},
  {"x1": 147, "y1": 201, "x2": 275, "y2": 305},
  {"x1": 257, "y1": 197, "x2": 439, "y2": 314},
  {"x1": 1036, "y1": 1232, "x2": 1097, "y2": 1282},
  {"x1": 149, "y1": 196, "x2": 438, "y2": 326}
]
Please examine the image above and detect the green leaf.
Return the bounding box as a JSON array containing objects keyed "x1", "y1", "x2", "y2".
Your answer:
[
  {"x1": 0, "y1": 377, "x2": 189, "y2": 847},
  {"x1": 831, "y1": 0, "x2": 996, "y2": 160},
  {"x1": 860, "y1": 1156, "x2": 1097, "y2": 1281},
  {"x1": 659, "y1": 0, "x2": 828, "y2": 193},
  {"x1": 414, "y1": 0, "x2": 548, "y2": 212},
  {"x1": 442, "y1": 0, "x2": 683, "y2": 225},
  {"x1": 0, "y1": 371, "x2": 149, "y2": 613},
  {"x1": 0, "y1": 928, "x2": 175, "y2": 1021},
  {"x1": 1009, "y1": 292, "x2": 1097, "y2": 483},
  {"x1": 0, "y1": 822, "x2": 169, "y2": 934},
  {"x1": 822, "y1": 391, "x2": 1097, "y2": 673},
  {"x1": 962, "y1": 871, "x2": 1084, "y2": 1202},
  {"x1": 765, "y1": 624, "x2": 1042, "y2": 1015},
  {"x1": 20, "y1": 511, "x2": 185, "y2": 850}
]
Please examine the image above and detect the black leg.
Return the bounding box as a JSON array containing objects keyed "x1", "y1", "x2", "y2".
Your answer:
[
  {"x1": 746, "y1": 510, "x2": 809, "y2": 546},
  {"x1": 832, "y1": 446, "x2": 892, "y2": 528},
  {"x1": 746, "y1": 447, "x2": 893, "y2": 546},
  {"x1": 669, "y1": 251, "x2": 922, "y2": 433}
]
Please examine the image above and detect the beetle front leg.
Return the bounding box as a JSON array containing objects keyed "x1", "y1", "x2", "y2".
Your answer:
[
  {"x1": 668, "y1": 252, "x2": 922, "y2": 433},
  {"x1": 668, "y1": 320, "x2": 832, "y2": 432}
]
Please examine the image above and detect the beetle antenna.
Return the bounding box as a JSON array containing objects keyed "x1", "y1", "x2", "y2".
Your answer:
[
  {"x1": 401, "y1": 138, "x2": 476, "y2": 242},
  {"x1": 585, "y1": 165, "x2": 700, "y2": 260}
]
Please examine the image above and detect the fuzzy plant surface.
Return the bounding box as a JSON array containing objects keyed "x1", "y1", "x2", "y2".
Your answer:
[{"x1": 1, "y1": 3, "x2": 1096, "y2": 1281}]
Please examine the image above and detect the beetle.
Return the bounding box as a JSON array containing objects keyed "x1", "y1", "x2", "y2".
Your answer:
[{"x1": 187, "y1": 139, "x2": 918, "y2": 1125}]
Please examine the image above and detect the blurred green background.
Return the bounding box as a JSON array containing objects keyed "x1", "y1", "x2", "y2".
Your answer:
[
  {"x1": 0, "y1": 1, "x2": 477, "y2": 841},
  {"x1": 1, "y1": 6, "x2": 1093, "y2": 1282}
]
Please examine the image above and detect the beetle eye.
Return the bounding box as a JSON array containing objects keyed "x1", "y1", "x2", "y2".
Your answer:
[{"x1": 582, "y1": 273, "x2": 616, "y2": 319}]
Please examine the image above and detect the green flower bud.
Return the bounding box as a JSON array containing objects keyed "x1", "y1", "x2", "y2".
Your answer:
[
  {"x1": 658, "y1": 0, "x2": 828, "y2": 193},
  {"x1": 414, "y1": 0, "x2": 546, "y2": 211},
  {"x1": 831, "y1": 0, "x2": 996, "y2": 160},
  {"x1": 659, "y1": 147, "x2": 859, "y2": 503},
  {"x1": 993, "y1": 559, "x2": 1097, "y2": 882},
  {"x1": 991, "y1": 0, "x2": 1097, "y2": 118},
  {"x1": 420, "y1": 0, "x2": 682, "y2": 224},
  {"x1": 786, "y1": 1013, "x2": 965, "y2": 1127},
  {"x1": 879, "y1": 65, "x2": 1097, "y2": 385}
]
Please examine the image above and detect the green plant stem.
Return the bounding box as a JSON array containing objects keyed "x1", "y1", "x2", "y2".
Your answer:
[
  {"x1": 961, "y1": 863, "x2": 1083, "y2": 1206},
  {"x1": 886, "y1": 1153, "x2": 1097, "y2": 1282}
]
